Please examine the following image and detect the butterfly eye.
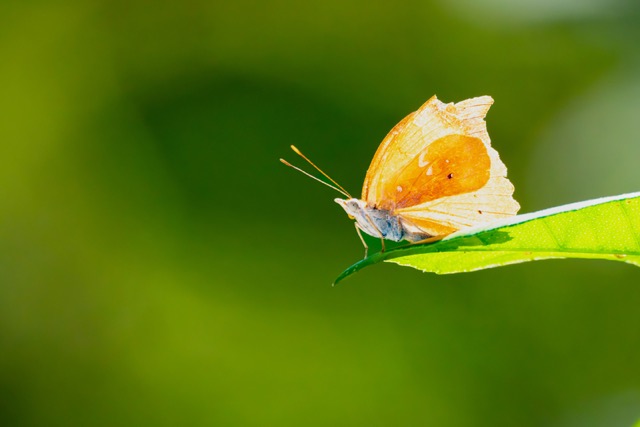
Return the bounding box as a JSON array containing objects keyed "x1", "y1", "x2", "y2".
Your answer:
[{"x1": 348, "y1": 214, "x2": 355, "y2": 220}]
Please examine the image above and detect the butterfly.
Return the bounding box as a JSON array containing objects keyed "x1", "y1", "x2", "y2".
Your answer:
[{"x1": 281, "y1": 95, "x2": 520, "y2": 257}]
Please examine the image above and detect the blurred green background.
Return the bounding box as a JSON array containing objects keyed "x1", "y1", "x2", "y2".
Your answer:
[{"x1": 1, "y1": 0, "x2": 640, "y2": 426}]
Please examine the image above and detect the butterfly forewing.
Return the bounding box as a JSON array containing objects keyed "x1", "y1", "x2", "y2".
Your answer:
[{"x1": 362, "y1": 95, "x2": 519, "y2": 238}]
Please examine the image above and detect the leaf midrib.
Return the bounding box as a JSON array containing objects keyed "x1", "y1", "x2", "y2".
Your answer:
[{"x1": 389, "y1": 247, "x2": 640, "y2": 257}]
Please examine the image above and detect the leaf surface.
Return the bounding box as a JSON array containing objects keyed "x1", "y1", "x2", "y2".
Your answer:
[{"x1": 335, "y1": 192, "x2": 640, "y2": 284}]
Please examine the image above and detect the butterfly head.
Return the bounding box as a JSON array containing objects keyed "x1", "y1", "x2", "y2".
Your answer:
[{"x1": 334, "y1": 198, "x2": 364, "y2": 220}]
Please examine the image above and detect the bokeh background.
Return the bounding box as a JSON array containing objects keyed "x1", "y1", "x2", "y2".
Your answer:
[{"x1": 1, "y1": 0, "x2": 640, "y2": 426}]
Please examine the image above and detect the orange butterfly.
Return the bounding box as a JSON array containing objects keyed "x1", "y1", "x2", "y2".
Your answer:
[{"x1": 281, "y1": 95, "x2": 520, "y2": 257}]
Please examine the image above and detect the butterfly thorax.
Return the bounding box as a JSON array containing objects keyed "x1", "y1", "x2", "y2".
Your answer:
[{"x1": 335, "y1": 198, "x2": 408, "y2": 242}]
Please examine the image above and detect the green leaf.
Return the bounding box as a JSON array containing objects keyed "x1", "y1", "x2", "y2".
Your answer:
[{"x1": 334, "y1": 192, "x2": 640, "y2": 284}]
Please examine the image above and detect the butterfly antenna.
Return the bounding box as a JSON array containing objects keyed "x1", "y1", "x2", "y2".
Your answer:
[
  {"x1": 280, "y1": 158, "x2": 351, "y2": 198},
  {"x1": 289, "y1": 145, "x2": 352, "y2": 198}
]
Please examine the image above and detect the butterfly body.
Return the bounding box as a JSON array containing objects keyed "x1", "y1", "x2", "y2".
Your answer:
[
  {"x1": 335, "y1": 198, "x2": 428, "y2": 242},
  {"x1": 335, "y1": 198, "x2": 404, "y2": 241},
  {"x1": 281, "y1": 95, "x2": 520, "y2": 255}
]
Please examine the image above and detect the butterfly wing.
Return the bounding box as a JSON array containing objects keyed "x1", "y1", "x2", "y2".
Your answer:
[{"x1": 362, "y1": 95, "x2": 519, "y2": 239}]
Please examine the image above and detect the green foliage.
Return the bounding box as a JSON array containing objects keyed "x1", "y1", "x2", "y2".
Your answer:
[
  {"x1": 335, "y1": 192, "x2": 640, "y2": 284},
  {"x1": 3, "y1": 0, "x2": 640, "y2": 425}
]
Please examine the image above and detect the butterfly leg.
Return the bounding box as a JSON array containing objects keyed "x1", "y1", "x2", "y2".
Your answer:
[
  {"x1": 354, "y1": 223, "x2": 369, "y2": 259},
  {"x1": 361, "y1": 211, "x2": 386, "y2": 255}
]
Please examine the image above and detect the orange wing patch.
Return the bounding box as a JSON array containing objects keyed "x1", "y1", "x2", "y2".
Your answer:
[{"x1": 378, "y1": 134, "x2": 490, "y2": 210}]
